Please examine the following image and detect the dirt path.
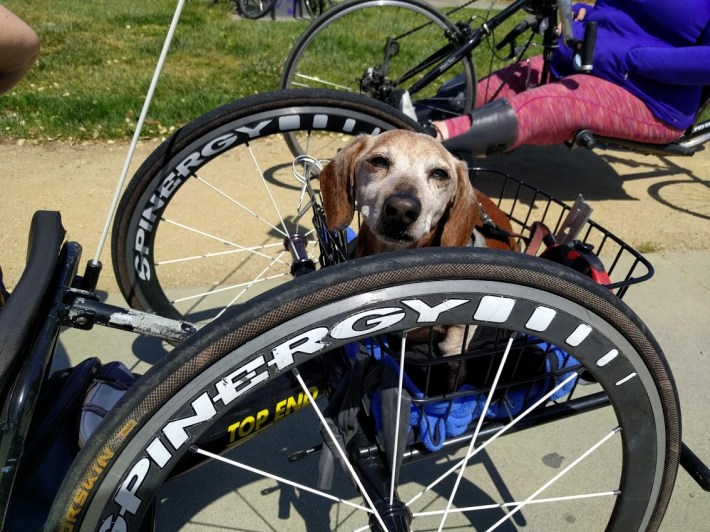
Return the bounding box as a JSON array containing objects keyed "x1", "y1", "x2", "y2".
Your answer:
[
  {"x1": 1, "y1": 139, "x2": 709, "y2": 293},
  {"x1": 2, "y1": 140, "x2": 163, "y2": 293}
]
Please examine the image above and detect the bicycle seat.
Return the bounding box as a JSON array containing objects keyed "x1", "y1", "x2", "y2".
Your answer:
[
  {"x1": 570, "y1": 129, "x2": 701, "y2": 156},
  {"x1": 571, "y1": 88, "x2": 710, "y2": 156},
  {"x1": 0, "y1": 211, "x2": 65, "y2": 397}
]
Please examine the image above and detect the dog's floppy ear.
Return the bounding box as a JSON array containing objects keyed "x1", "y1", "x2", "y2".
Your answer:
[
  {"x1": 440, "y1": 160, "x2": 481, "y2": 247},
  {"x1": 319, "y1": 135, "x2": 372, "y2": 231}
]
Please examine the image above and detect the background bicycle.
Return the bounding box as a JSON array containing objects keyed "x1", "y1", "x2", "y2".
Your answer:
[
  {"x1": 234, "y1": 0, "x2": 333, "y2": 19},
  {"x1": 280, "y1": 0, "x2": 710, "y2": 157},
  {"x1": 280, "y1": 0, "x2": 579, "y2": 124}
]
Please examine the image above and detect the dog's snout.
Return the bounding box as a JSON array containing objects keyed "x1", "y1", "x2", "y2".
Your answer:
[{"x1": 384, "y1": 193, "x2": 421, "y2": 226}]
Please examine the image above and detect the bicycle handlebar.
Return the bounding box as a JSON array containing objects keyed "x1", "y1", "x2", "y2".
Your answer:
[
  {"x1": 495, "y1": 14, "x2": 538, "y2": 51},
  {"x1": 558, "y1": 0, "x2": 575, "y2": 46},
  {"x1": 558, "y1": 0, "x2": 596, "y2": 71},
  {"x1": 494, "y1": 0, "x2": 595, "y2": 71},
  {"x1": 576, "y1": 21, "x2": 597, "y2": 71}
]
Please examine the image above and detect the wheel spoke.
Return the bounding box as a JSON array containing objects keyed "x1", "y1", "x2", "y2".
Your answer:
[
  {"x1": 213, "y1": 251, "x2": 289, "y2": 320},
  {"x1": 439, "y1": 333, "x2": 517, "y2": 531},
  {"x1": 170, "y1": 272, "x2": 288, "y2": 304},
  {"x1": 192, "y1": 173, "x2": 288, "y2": 237},
  {"x1": 156, "y1": 242, "x2": 286, "y2": 266},
  {"x1": 247, "y1": 145, "x2": 294, "y2": 252},
  {"x1": 413, "y1": 490, "x2": 619, "y2": 517},
  {"x1": 161, "y1": 217, "x2": 291, "y2": 267},
  {"x1": 389, "y1": 331, "x2": 408, "y2": 504},
  {"x1": 486, "y1": 428, "x2": 622, "y2": 531},
  {"x1": 189, "y1": 446, "x2": 374, "y2": 513},
  {"x1": 407, "y1": 371, "x2": 582, "y2": 508},
  {"x1": 293, "y1": 73, "x2": 357, "y2": 92}
]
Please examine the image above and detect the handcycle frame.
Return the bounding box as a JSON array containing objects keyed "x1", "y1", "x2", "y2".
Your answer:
[
  {"x1": 389, "y1": 0, "x2": 559, "y2": 101},
  {"x1": 1, "y1": 1, "x2": 708, "y2": 527},
  {"x1": 2, "y1": 172, "x2": 709, "y2": 528},
  {"x1": 0, "y1": 212, "x2": 196, "y2": 525}
]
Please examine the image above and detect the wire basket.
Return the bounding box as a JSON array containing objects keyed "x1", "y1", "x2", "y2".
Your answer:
[
  {"x1": 340, "y1": 170, "x2": 653, "y2": 456},
  {"x1": 313, "y1": 167, "x2": 653, "y2": 299},
  {"x1": 471, "y1": 168, "x2": 654, "y2": 298}
]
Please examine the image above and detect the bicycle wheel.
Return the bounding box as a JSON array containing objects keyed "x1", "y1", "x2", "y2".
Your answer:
[
  {"x1": 280, "y1": 0, "x2": 477, "y2": 125},
  {"x1": 48, "y1": 248, "x2": 680, "y2": 531},
  {"x1": 237, "y1": 0, "x2": 274, "y2": 19},
  {"x1": 111, "y1": 88, "x2": 421, "y2": 325}
]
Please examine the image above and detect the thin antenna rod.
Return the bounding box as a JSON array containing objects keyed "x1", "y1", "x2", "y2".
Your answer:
[{"x1": 91, "y1": 0, "x2": 187, "y2": 267}]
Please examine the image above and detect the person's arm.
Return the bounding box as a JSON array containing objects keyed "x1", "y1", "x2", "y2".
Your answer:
[
  {"x1": 626, "y1": 45, "x2": 710, "y2": 86},
  {"x1": 0, "y1": 5, "x2": 40, "y2": 94},
  {"x1": 626, "y1": 21, "x2": 710, "y2": 87}
]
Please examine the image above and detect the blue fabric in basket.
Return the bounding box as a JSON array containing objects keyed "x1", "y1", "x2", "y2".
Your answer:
[
  {"x1": 348, "y1": 337, "x2": 579, "y2": 453},
  {"x1": 339, "y1": 227, "x2": 578, "y2": 451}
]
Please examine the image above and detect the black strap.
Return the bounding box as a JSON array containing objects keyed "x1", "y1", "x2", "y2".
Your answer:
[
  {"x1": 377, "y1": 367, "x2": 411, "y2": 486},
  {"x1": 317, "y1": 350, "x2": 382, "y2": 490},
  {"x1": 316, "y1": 344, "x2": 413, "y2": 490}
]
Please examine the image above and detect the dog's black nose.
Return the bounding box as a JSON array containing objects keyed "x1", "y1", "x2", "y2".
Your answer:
[{"x1": 384, "y1": 193, "x2": 421, "y2": 226}]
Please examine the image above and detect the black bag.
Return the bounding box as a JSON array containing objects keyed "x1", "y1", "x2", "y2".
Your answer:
[{"x1": 5, "y1": 358, "x2": 137, "y2": 530}]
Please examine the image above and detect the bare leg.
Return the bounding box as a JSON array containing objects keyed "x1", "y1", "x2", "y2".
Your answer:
[{"x1": 0, "y1": 5, "x2": 40, "y2": 94}]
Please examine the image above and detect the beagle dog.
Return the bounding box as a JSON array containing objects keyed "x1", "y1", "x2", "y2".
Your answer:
[
  {"x1": 319, "y1": 129, "x2": 516, "y2": 256},
  {"x1": 319, "y1": 129, "x2": 518, "y2": 388}
]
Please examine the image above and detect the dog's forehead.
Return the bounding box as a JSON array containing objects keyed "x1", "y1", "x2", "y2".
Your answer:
[{"x1": 361, "y1": 131, "x2": 456, "y2": 166}]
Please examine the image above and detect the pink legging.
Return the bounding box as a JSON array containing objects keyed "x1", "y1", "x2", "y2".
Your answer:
[{"x1": 446, "y1": 56, "x2": 684, "y2": 148}]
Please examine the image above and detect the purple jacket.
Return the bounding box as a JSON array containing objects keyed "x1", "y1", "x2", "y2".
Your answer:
[{"x1": 552, "y1": 0, "x2": 710, "y2": 129}]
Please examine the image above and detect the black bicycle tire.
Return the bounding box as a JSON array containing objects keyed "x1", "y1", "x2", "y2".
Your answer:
[
  {"x1": 48, "y1": 247, "x2": 680, "y2": 531},
  {"x1": 237, "y1": 0, "x2": 274, "y2": 19},
  {"x1": 280, "y1": 0, "x2": 477, "y2": 155},
  {"x1": 110, "y1": 88, "x2": 422, "y2": 322}
]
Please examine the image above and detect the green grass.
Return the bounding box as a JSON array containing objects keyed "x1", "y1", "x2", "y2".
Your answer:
[
  {"x1": 636, "y1": 241, "x2": 663, "y2": 254},
  {"x1": 0, "y1": 0, "x2": 527, "y2": 141},
  {"x1": 1, "y1": 0, "x2": 310, "y2": 140}
]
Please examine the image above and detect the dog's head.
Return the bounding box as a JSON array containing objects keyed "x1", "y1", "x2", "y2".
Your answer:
[{"x1": 319, "y1": 130, "x2": 479, "y2": 255}]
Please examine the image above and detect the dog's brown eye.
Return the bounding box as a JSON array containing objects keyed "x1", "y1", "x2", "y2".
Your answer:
[
  {"x1": 368, "y1": 156, "x2": 390, "y2": 169},
  {"x1": 430, "y1": 168, "x2": 450, "y2": 181}
]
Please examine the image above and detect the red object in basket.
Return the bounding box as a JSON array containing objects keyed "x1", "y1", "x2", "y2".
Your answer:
[{"x1": 540, "y1": 240, "x2": 612, "y2": 286}]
